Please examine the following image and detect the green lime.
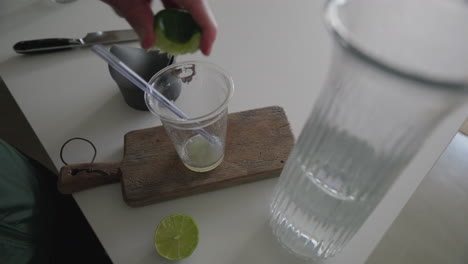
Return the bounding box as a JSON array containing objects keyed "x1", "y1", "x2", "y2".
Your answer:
[
  {"x1": 154, "y1": 214, "x2": 199, "y2": 260},
  {"x1": 153, "y1": 8, "x2": 201, "y2": 55}
]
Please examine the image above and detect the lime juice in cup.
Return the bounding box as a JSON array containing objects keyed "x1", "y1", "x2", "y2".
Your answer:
[{"x1": 181, "y1": 134, "x2": 224, "y2": 172}]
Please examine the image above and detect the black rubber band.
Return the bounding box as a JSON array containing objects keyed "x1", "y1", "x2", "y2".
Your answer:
[{"x1": 60, "y1": 137, "x2": 97, "y2": 165}]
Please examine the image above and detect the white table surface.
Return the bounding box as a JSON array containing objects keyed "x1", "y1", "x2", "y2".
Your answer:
[{"x1": 1, "y1": 0, "x2": 467, "y2": 263}]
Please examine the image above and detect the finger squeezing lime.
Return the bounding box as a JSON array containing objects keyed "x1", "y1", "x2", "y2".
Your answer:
[
  {"x1": 153, "y1": 8, "x2": 201, "y2": 55},
  {"x1": 154, "y1": 214, "x2": 199, "y2": 260}
]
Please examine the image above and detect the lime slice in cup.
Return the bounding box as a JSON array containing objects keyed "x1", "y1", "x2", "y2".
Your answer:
[
  {"x1": 154, "y1": 214, "x2": 199, "y2": 260},
  {"x1": 153, "y1": 8, "x2": 202, "y2": 55}
]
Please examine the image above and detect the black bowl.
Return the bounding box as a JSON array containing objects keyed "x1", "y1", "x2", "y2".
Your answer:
[{"x1": 108, "y1": 45, "x2": 175, "y2": 111}]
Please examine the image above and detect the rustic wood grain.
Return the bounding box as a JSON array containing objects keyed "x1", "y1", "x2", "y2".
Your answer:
[
  {"x1": 122, "y1": 106, "x2": 294, "y2": 207},
  {"x1": 58, "y1": 106, "x2": 294, "y2": 207},
  {"x1": 460, "y1": 118, "x2": 468, "y2": 136},
  {"x1": 58, "y1": 162, "x2": 121, "y2": 194}
]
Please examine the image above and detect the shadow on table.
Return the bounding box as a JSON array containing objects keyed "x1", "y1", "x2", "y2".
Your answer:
[
  {"x1": 230, "y1": 221, "x2": 307, "y2": 264},
  {"x1": 57, "y1": 91, "x2": 155, "y2": 164},
  {"x1": 0, "y1": 46, "x2": 95, "y2": 90},
  {"x1": 0, "y1": 0, "x2": 67, "y2": 33},
  {"x1": 133, "y1": 244, "x2": 170, "y2": 264},
  {"x1": 132, "y1": 221, "x2": 306, "y2": 264},
  {"x1": 365, "y1": 133, "x2": 468, "y2": 264}
]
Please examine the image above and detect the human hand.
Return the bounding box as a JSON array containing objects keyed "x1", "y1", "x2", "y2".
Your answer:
[{"x1": 101, "y1": 0, "x2": 217, "y2": 55}]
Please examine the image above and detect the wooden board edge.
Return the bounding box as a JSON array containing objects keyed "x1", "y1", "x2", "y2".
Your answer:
[{"x1": 123, "y1": 168, "x2": 282, "y2": 207}]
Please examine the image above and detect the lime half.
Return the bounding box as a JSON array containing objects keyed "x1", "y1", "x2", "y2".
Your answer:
[
  {"x1": 153, "y1": 8, "x2": 201, "y2": 55},
  {"x1": 154, "y1": 214, "x2": 199, "y2": 260}
]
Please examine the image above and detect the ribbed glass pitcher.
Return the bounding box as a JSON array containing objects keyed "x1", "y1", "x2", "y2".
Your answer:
[{"x1": 269, "y1": 0, "x2": 468, "y2": 262}]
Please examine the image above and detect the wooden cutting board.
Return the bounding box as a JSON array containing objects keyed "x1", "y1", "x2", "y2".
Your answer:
[
  {"x1": 58, "y1": 106, "x2": 294, "y2": 207},
  {"x1": 460, "y1": 118, "x2": 468, "y2": 136}
]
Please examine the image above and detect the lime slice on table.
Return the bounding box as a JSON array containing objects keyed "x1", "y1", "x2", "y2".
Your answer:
[
  {"x1": 153, "y1": 8, "x2": 202, "y2": 55},
  {"x1": 154, "y1": 214, "x2": 199, "y2": 260}
]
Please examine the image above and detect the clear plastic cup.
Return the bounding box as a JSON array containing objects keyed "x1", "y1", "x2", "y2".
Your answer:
[{"x1": 145, "y1": 61, "x2": 234, "y2": 172}]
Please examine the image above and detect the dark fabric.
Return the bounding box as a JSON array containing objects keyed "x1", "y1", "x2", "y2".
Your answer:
[
  {"x1": 0, "y1": 138, "x2": 53, "y2": 263},
  {"x1": 0, "y1": 138, "x2": 113, "y2": 264}
]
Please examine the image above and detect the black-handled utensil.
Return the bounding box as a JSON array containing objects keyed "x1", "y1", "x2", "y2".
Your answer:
[{"x1": 13, "y1": 29, "x2": 138, "y2": 54}]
